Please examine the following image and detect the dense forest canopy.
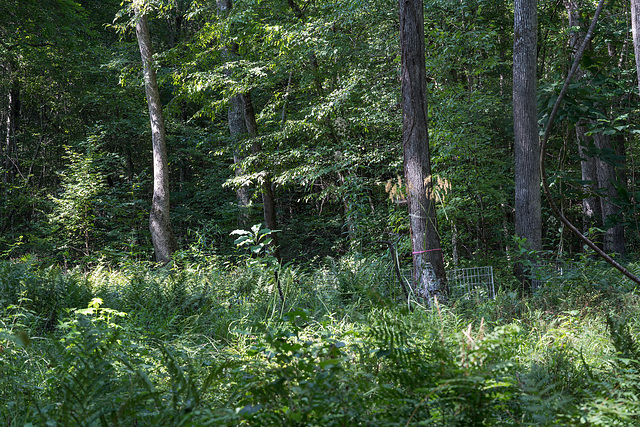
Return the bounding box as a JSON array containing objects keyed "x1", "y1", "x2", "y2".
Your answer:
[{"x1": 0, "y1": 0, "x2": 638, "y2": 274}]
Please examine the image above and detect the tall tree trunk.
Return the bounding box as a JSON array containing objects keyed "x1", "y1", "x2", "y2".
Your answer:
[
  {"x1": 4, "y1": 62, "x2": 19, "y2": 185},
  {"x1": 631, "y1": 0, "x2": 640, "y2": 95},
  {"x1": 217, "y1": 0, "x2": 251, "y2": 227},
  {"x1": 513, "y1": 0, "x2": 541, "y2": 285},
  {"x1": 566, "y1": 1, "x2": 601, "y2": 238},
  {"x1": 399, "y1": 0, "x2": 447, "y2": 300},
  {"x1": 135, "y1": 9, "x2": 177, "y2": 264},
  {"x1": 242, "y1": 93, "x2": 281, "y2": 262},
  {"x1": 229, "y1": 94, "x2": 252, "y2": 227}
]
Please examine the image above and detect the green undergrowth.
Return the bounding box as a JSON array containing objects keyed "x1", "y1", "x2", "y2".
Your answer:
[{"x1": 1, "y1": 256, "x2": 640, "y2": 425}]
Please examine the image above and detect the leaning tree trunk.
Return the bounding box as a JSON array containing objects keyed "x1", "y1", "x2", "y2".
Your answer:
[
  {"x1": 399, "y1": 0, "x2": 447, "y2": 300},
  {"x1": 135, "y1": 9, "x2": 177, "y2": 264},
  {"x1": 513, "y1": 0, "x2": 541, "y2": 287},
  {"x1": 566, "y1": 2, "x2": 601, "y2": 239}
]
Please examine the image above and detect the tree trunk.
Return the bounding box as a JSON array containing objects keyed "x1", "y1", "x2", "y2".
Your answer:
[
  {"x1": 576, "y1": 124, "x2": 603, "y2": 237},
  {"x1": 229, "y1": 94, "x2": 252, "y2": 227},
  {"x1": 566, "y1": 1, "x2": 602, "y2": 240},
  {"x1": 631, "y1": 0, "x2": 640, "y2": 95},
  {"x1": 4, "y1": 62, "x2": 20, "y2": 185},
  {"x1": 218, "y1": 0, "x2": 253, "y2": 229},
  {"x1": 399, "y1": 0, "x2": 447, "y2": 300},
  {"x1": 135, "y1": 9, "x2": 177, "y2": 264},
  {"x1": 513, "y1": 0, "x2": 541, "y2": 285},
  {"x1": 594, "y1": 132, "x2": 625, "y2": 255},
  {"x1": 567, "y1": 0, "x2": 624, "y2": 255},
  {"x1": 242, "y1": 93, "x2": 281, "y2": 262}
]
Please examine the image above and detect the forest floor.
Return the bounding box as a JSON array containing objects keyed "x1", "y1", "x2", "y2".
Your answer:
[{"x1": 1, "y1": 254, "x2": 640, "y2": 425}]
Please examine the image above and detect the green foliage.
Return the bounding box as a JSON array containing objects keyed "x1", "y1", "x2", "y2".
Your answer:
[{"x1": 2, "y1": 258, "x2": 640, "y2": 425}]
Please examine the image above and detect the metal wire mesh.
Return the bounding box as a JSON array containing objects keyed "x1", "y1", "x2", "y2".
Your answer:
[
  {"x1": 446, "y1": 266, "x2": 495, "y2": 299},
  {"x1": 529, "y1": 260, "x2": 572, "y2": 290}
]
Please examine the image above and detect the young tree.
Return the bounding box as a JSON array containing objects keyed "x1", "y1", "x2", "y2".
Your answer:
[
  {"x1": 135, "y1": 5, "x2": 178, "y2": 263},
  {"x1": 513, "y1": 0, "x2": 541, "y2": 281},
  {"x1": 399, "y1": 0, "x2": 446, "y2": 299}
]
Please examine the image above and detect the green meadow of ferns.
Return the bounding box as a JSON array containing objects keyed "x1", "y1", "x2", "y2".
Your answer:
[{"x1": 1, "y1": 258, "x2": 640, "y2": 425}]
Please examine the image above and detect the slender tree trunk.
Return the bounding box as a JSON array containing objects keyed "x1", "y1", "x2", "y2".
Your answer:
[
  {"x1": 576, "y1": 124, "x2": 602, "y2": 236},
  {"x1": 4, "y1": 62, "x2": 19, "y2": 185},
  {"x1": 513, "y1": 0, "x2": 541, "y2": 285},
  {"x1": 135, "y1": 9, "x2": 177, "y2": 264},
  {"x1": 242, "y1": 93, "x2": 281, "y2": 262},
  {"x1": 399, "y1": 0, "x2": 447, "y2": 300},
  {"x1": 631, "y1": 0, "x2": 640, "y2": 95},
  {"x1": 217, "y1": 0, "x2": 251, "y2": 227},
  {"x1": 229, "y1": 94, "x2": 252, "y2": 227},
  {"x1": 566, "y1": 1, "x2": 601, "y2": 238},
  {"x1": 594, "y1": 133, "x2": 625, "y2": 255}
]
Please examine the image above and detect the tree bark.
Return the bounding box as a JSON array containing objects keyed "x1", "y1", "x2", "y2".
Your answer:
[
  {"x1": 242, "y1": 93, "x2": 281, "y2": 262},
  {"x1": 135, "y1": 9, "x2": 177, "y2": 264},
  {"x1": 576, "y1": 124, "x2": 602, "y2": 235},
  {"x1": 4, "y1": 60, "x2": 20, "y2": 185},
  {"x1": 229, "y1": 94, "x2": 252, "y2": 227},
  {"x1": 566, "y1": 1, "x2": 602, "y2": 239},
  {"x1": 399, "y1": 0, "x2": 447, "y2": 300},
  {"x1": 594, "y1": 132, "x2": 625, "y2": 255},
  {"x1": 513, "y1": 0, "x2": 541, "y2": 285},
  {"x1": 631, "y1": 0, "x2": 640, "y2": 95},
  {"x1": 216, "y1": 0, "x2": 251, "y2": 227},
  {"x1": 539, "y1": 0, "x2": 639, "y2": 284}
]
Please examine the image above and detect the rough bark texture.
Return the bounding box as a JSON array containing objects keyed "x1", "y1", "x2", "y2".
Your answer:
[
  {"x1": 399, "y1": 0, "x2": 447, "y2": 299},
  {"x1": 229, "y1": 94, "x2": 252, "y2": 227},
  {"x1": 136, "y1": 10, "x2": 177, "y2": 264},
  {"x1": 242, "y1": 93, "x2": 281, "y2": 262},
  {"x1": 513, "y1": 0, "x2": 541, "y2": 254},
  {"x1": 576, "y1": 124, "x2": 602, "y2": 234},
  {"x1": 594, "y1": 132, "x2": 625, "y2": 254},
  {"x1": 216, "y1": 0, "x2": 231, "y2": 12},
  {"x1": 539, "y1": 0, "x2": 639, "y2": 284},
  {"x1": 217, "y1": 0, "x2": 251, "y2": 227},
  {"x1": 632, "y1": 0, "x2": 640, "y2": 95}
]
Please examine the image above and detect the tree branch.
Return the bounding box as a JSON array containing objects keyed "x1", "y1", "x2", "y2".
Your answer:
[{"x1": 539, "y1": 0, "x2": 640, "y2": 285}]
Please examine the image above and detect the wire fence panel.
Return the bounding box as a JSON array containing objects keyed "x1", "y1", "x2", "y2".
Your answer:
[
  {"x1": 446, "y1": 266, "x2": 495, "y2": 300},
  {"x1": 529, "y1": 260, "x2": 574, "y2": 290}
]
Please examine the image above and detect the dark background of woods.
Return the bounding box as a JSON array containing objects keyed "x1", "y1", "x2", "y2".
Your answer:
[{"x1": 1, "y1": 0, "x2": 639, "y2": 272}]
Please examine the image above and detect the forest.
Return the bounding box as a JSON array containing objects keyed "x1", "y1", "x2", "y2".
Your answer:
[{"x1": 3, "y1": 0, "x2": 640, "y2": 424}]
